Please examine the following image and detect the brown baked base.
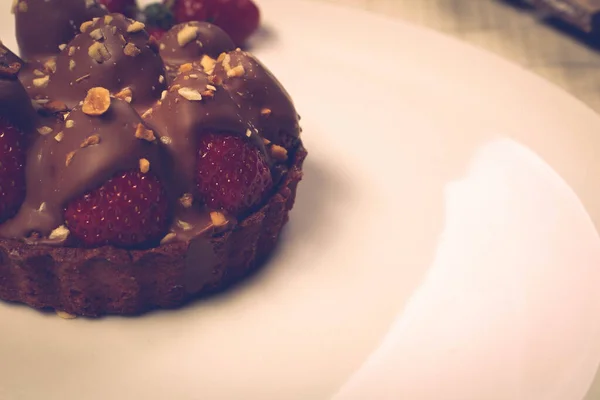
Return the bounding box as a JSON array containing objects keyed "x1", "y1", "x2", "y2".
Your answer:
[{"x1": 0, "y1": 144, "x2": 306, "y2": 317}]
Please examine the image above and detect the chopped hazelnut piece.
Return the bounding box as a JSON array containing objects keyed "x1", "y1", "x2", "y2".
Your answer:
[
  {"x1": 245, "y1": 129, "x2": 252, "y2": 137},
  {"x1": 58, "y1": 43, "x2": 67, "y2": 51},
  {"x1": 160, "y1": 90, "x2": 168, "y2": 100},
  {"x1": 160, "y1": 136, "x2": 172, "y2": 145},
  {"x1": 43, "y1": 58, "x2": 57, "y2": 74},
  {"x1": 217, "y1": 53, "x2": 226, "y2": 63},
  {"x1": 208, "y1": 74, "x2": 222, "y2": 86},
  {"x1": 33, "y1": 75, "x2": 49, "y2": 88},
  {"x1": 49, "y1": 225, "x2": 70, "y2": 241},
  {"x1": 178, "y1": 87, "x2": 202, "y2": 101},
  {"x1": 114, "y1": 87, "x2": 133, "y2": 103},
  {"x1": 177, "y1": 25, "x2": 199, "y2": 47},
  {"x1": 227, "y1": 64, "x2": 245, "y2": 78},
  {"x1": 104, "y1": 15, "x2": 113, "y2": 24},
  {"x1": 56, "y1": 310, "x2": 77, "y2": 319},
  {"x1": 135, "y1": 123, "x2": 156, "y2": 141},
  {"x1": 69, "y1": 60, "x2": 76, "y2": 71},
  {"x1": 179, "y1": 193, "x2": 193, "y2": 208},
  {"x1": 82, "y1": 87, "x2": 111, "y2": 116},
  {"x1": 141, "y1": 108, "x2": 153, "y2": 119},
  {"x1": 33, "y1": 69, "x2": 44, "y2": 76},
  {"x1": 169, "y1": 84, "x2": 181, "y2": 92},
  {"x1": 127, "y1": 21, "x2": 145, "y2": 33},
  {"x1": 80, "y1": 134, "x2": 101, "y2": 148},
  {"x1": 206, "y1": 84, "x2": 217, "y2": 91},
  {"x1": 80, "y1": 20, "x2": 94, "y2": 33},
  {"x1": 65, "y1": 120, "x2": 75, "y2": 129},
  {"x1": 263, "y1": 138, "x2": 271, "y2": 145},
  {"x1": 200, "y1": 89, "x2": 214, "y2": 99},
  {"x1": 179, "y1": 63, "x2": 193, "y2": 73},
  {"x1": 88, "y1": 42, "x2": 111, "y2": 63},
  {"x1": 158, "y1": 75, "x2": 165, "y2": 84},
  {"x1": 176, "y1": 219, "x2": 193, "y2": 231},
  {"x1": 54, "y1": 131, "x2": 64, "y2": 142},
  {"x1": 65, "y1": 151, "x2": 76, "y2": 166},
  {"x1": 160, "y1": 232, "x2": 176, "y2": 245},
  {"x1": 75, "y1": 74, "x2": 91, "y2": 83},
  {"x1": 123, "y1": 43, "x2": 141, "y2": 57},
  {"x1": 271, "y1": 144, "x2": 288, "y2": 161},
  {"x1": 159, "y1": 43, "x2": 166, "y2": 50},
  {"x1": 139, "y1": 158, "x2": 150, "y2": 173},
  {"x1": 210, "y1": 211, "x2": 227, "y2": 227},
  {"x1": 261, "y1": 108, "x2": 272, "y2": 117},
  {"x1": 37, "y1": 126, "x2": 53, "y2": 135},
  {"x1": 68, "y1": 46, "x2": 76, "y2": 56},
  {"x1": 89, "y1": 28, "x2": 104, "y2": 41}
]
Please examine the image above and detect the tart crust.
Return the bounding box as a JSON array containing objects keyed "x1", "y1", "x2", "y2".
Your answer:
[{"x1": 0, "y1": 143, "x2": 306, "y2": 317}]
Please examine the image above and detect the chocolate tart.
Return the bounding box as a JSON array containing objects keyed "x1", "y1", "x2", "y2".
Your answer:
[{"x1": 0, "y1": 2, "x2": 306, "y2": 317}]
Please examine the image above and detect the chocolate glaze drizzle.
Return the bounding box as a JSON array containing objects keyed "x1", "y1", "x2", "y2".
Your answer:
[{"x1": 2, "y1": 6, "x2": 302, "y2": 250}]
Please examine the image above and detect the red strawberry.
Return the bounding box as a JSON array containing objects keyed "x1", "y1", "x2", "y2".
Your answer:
[
  {"x1": 64, "y1": 170, "x2": 170, "y2": 248},
  {"x1": 196, "y1": 133, "x2": 272, "y2": 216},
  {"x1": 169, "y1": 0, "x2": 260, "y2": 46},
  {"x1": 97, "y1": 0, "x2": 138, "y2": 18},
  {"x1": 0, "y1": 118, "x2": 26, "y2": 223},
  {"x1": 209, "y1": 0, "x2": 260, "y2": 46}
]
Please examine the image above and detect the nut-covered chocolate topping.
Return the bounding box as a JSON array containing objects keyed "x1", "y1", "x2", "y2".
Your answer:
[
  {"x1": 14, "y1": 0, "x2": 108, "y2": 61},
  {"x1": 158, "y1": 21, "x2": 236, "y2": 65},
  {"x1": 0, "y1": 42, "x2": 38, "y2": 134},
  {"x1": 0, "y1": 96, "x2": 166, "y2": 240},
  {"x1": 213, "y1": 50, "x2": 301, "y2": 148},
  {"x1": 20, "y1": 14, "x2": 167, "y2": 113}
]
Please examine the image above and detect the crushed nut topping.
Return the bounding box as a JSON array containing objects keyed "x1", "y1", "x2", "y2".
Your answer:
[
  {"x1": 104, "y1": 15, "x2": 113, "y2": 24},
  {"x1": 58, "y1": 43, "x2": 67, "y2": 51},
  {"x1": 169, "y1": 84, "x2": 181, "y2": 92},
  {"x1": 75, "y1": 74, "x2": 91, "y2": 83},
  {"x1": 54, "y1": 131, "x2": 64, "y2": 142},
  {"x1": 114, "y1": 87, "x2": 133, "y2": 103},
  {"x1": 210, "y1": 211, "x2": 227, "y2": 227},
  {"x1": 123, "y1": 43, "x2": 141, "y2": 57},
  {"x1": 141, "y1": 108, "x2": 153, "y2": 119},
  {"x1": 179, "y1": 63, "x2": 193, "y2": 73},
  {"x1": 261, "y1": 108, "x2": 272, "y2": 117},
  {"x1": 177, "y1": 25, "x2": 199, "y2": 47},
  {"x1": 65, "y1": 151, "x2": 76, "y2": 166},
  {"x1": 245, "y1": 129, "x2": 252, "y2": 137},
  {"x1": 271, "y1": 144, "x2": 288, "y2": 161},
  {"x1": 226, "y1": 64, "x2": 245, "y2": 78},
  {"x1": 160, "y1": 90, "x2": 168, "y2": 100},
  {"x1": 49, "y1": 225, "x2": 70, "y2": 241},
  {"x1": 127, "y1": 21, "x2": 145, "y2": 33},
  {"x1": 178, "y1": 87, "x2": 202, "y2": 101},
  {"x1": 159, "y1": 43, "x2": 166, "y2": 50},
  {"x1": 217, "y1": 53, "x2": 226, "y2": 63},
  {"x1": 82, "y1": 87, "x2": 111, "y2": 116},
  {"x1": 65, "y1": 120, "x2": 75, "y2": 129},
  {"x1": 176, "y1": 219, "x2": 193, "y2": 231},
  {"x1": 69, "y1": 59, "x2": 76, "y2": 71},
  {"x1": 37, "y1": 126, "x2": 53, "y2": 135},
  {"x1": 88, "y1": 42, "x2": 111, "y2": 63},
  {"x1": 43, "y1": 58, "x2": 57, "y2": 74},
  {"x1": 68, "y1": 46, "x2": 76, "y2": 56},
  {"x1": 206, "y1": 84, "x2": 217, "y2": 91},
  {"x1": 139, "y1": 158, "x2": 150, "y2": 173},
  {"x1": 158, "y1": 75, "x2": 165, "y2": 84},
  {"x1": 33, "y1": 75, "x2": 49, "y2": 88},
  {"x1": 208, "y1": 74, "x2": 222, "y2": 86},
  {"x1": 135, "y1": 123, "x2": 156, "y2": 141},
  {"x1": 160, "y1": 136, "x2": 172, "y2": 145},
  {"x1": 160, "y1": 232, "x2": 176, "y2": 245},
  {"x1": 33, "y1": 69, "x2": 44, "y2": 76},
  {"x1": 89, "y1": 28, "x2": 104, "y2": 41},
  {"x1": 56, "y1": 310, "x2": 77, "y2": 319},
  {"x1": 179, "y1": 193, "x2": 193, "y2": 208},
  {"x1": 200, "y1": 89, "x2": 214, "y2": 99},
  {"x1": 263, "y1": 138, "x2": 271, "y2": 145},
  {"x1": 80, "y1": 20, "x2": 94, "y2": 33},
  {"x1": 37, "y1": 202, "x2": 47, "y2": 212},
  {"x1": 80, "y1": 134, "x2": 100, "y2": 148}
]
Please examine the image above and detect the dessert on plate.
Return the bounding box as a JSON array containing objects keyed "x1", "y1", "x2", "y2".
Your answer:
[{"x1": 0, "y1": 0, "x2": 306, "y2": 317}]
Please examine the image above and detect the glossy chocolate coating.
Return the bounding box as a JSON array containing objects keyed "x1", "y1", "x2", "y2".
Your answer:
[
  {"x1": 0, "y1": 99, "x2": 165, "y2": 240},
  {"x1": 0, "y1": 43, "x2": 38, "y2": 133},
  {"x1": 20, "y1": 14, "x2": 167, "y2": 113},
  {"x1": 14, "y1": 0, "x2": 108, "y2": 61},
  {"x1": 213, "y1": 50, "x2": 300, "y2": 148},
  {"x1": 158, "y1": 21, "x2": 236, "y2": 65}
]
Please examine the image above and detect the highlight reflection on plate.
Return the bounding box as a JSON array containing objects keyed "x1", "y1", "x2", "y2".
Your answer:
[{"x1": 2, "y1": 0, "x2": 600, "y2": 399}]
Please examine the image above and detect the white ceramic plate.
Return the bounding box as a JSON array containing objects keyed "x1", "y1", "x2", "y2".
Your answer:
[{"x1": 2, "y1": 1, "x2": 600, "y2": 399}]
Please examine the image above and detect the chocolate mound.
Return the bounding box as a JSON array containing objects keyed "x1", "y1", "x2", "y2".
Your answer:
[
  {"x1": 159, "y1": 22, "x2": 236, "y2": 65},
  {"x1": 20, "y1": 13, "x2": 167, "y2": 113},
  {"x1": 14, "y1": 0, "x2": 108, "y2": 61}
]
